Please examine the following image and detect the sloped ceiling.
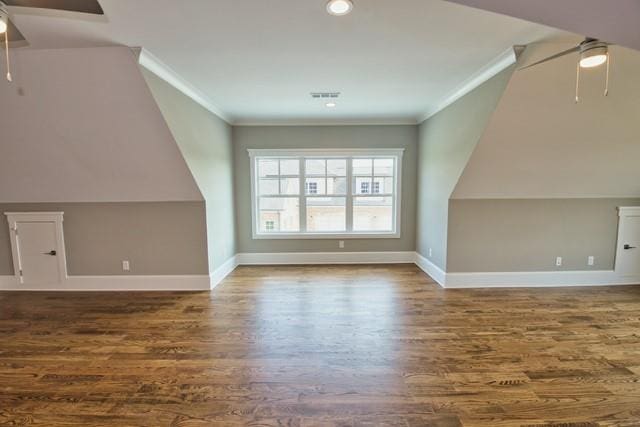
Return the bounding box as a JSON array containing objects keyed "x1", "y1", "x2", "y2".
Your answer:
[
  {"x1": 0, "y1": 46, "x2": 202, "y2": 202},
  {"x1": 452, "y1": 41, "x2": 640, "y2": 199},
  {"x1": 445, "y1": 0, "x2": 640, "y2": 51}
]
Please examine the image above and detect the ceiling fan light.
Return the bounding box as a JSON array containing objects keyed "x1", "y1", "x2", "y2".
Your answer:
[
  {"x1": 0, "y1": 8, "x2": 8, "y2": 34},
  {"x1": 579, "y1": 46, "x2": 608, "y2": 68},
  {"x1": 326, "y1": 0, "x2": 353, "y2": 16}
]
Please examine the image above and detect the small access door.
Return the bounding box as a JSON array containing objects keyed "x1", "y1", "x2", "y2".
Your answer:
[
  {"x1": 5, "y1": 212, "x2": 67, "y2": 286},
  {"x1": 615, "y1": 207, "x2": 640, "y2": 278}
]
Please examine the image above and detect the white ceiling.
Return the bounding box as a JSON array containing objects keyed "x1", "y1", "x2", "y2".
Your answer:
[{"x1": 7, "y1": 0, "x2": 564, "y2": 124}]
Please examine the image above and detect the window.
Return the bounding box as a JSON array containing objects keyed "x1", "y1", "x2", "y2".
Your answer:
[
  {"x1": 306, "y1": 182, "x2": 318, "y2": 194},
  {"x1": 249, "y1": 149, "x2": 403, "y2": 238}
]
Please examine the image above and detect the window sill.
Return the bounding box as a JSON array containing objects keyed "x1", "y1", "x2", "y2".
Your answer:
[{"x1": 252, "y1": 232, "x2": 401, "y2": 240}]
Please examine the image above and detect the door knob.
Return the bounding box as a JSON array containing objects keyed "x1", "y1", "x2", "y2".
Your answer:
[
  {"x1": 44, "y1": 250, "x2": 57, "y2": 256},
  {"x1": 624, "y1": 244, "x2": 636, "y2": 250}
]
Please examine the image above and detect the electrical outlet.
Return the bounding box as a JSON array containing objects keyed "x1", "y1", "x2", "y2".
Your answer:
[
  {"x1": 556, "y1": 257, "x2": 563, "y2": 267},
  {"x1": 429, "y1": 248, "x2": 433, "y2": 257},
  {"x1": 588, "y1": 256, "x2": 595, "y2": 266},
  {"x1": 338, "y1": 240, "x2": 345, "y2": 249},
  {"x1": 122, "y1": 260, "x2": 130, "y2": 271}
]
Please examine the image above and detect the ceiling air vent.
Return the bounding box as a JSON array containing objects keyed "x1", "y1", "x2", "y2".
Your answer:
[{"x1": 311, "y1": 92, "x2": 341, "y2": 99}]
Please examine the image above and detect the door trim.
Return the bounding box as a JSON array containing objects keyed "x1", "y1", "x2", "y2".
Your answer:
[
  {"x1": 4, "y1": 212, "x2": 67, "y2": 285},
  {"x1": 615, "y1": 207, "x2": 640, "y2": 277}
]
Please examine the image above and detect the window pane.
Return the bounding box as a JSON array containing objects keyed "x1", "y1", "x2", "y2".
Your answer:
[
  {"x1": 258, "y1": 159, "x2": 278, "y2": 177},
  {"x1": 354, "y1": 177, "x2": 372, "y2": 194},
  {"x1": 373, "y1": 158, "x2": 394, "y2": 176},
  {"x1": 259, "y1": 197, "x2": 300, "y2": 232},
  {"x1": 280, "y1": 178, "x2": 299, "y2": 195},
  {"x1": 327, "y1": 159, "x2": 347, "y2": 176},
  {"x1": 383, "y1": 177, "x2": 394, "y2": 193},
  {"x1": 353, "y1": 197, "x2": 393, "y2": 231},
  {"x1": 306, "y1": 159, "x2": 325, "y2": 176},
  {"x1": 280, "y1": 159, "x2": 299, "y2": 176},
  {"x1": 327, "y1": 177, "x2": 347, "y2": 195},
  {"x1": 307, "y1": 197, "x2": 346, "y2": 232},
  {"x1": 352, "y1": 158, "x2": 372, "y2": 176},
  {"x1": 259, "y1": 178, "x2": 279, "y2": 195},
  {"x1": 305, "y1": 178, "x2": 326, "y2": 195}
]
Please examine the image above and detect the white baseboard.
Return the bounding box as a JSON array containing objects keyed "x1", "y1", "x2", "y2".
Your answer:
[
  {"x1": 3, "y1": 251, "x2": 638, "y2": 292},
  {"x1": 210, "y1": 255, "x2": 239, "y2": 289},
  {"x1": 414, "y1": 252, "x2": 446, "y2": 286},
  {"x1": 445, "y1": 270, "x2": 640, "y2": 288},
  {"x1": 0, "y1": 275, "x2": 209, "y2": 291},
  {"x1": 412, "y1": 253, "x2": 640, "y2": 288},
  {"x1": 236, "y1": 251, "x2": 416, "y2": 265}
]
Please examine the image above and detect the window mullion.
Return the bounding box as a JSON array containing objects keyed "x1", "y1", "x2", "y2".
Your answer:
[
  {"x1": 299, "y1": 157, "x2": 307, "y2": 233},
  {"x1": 346, "y1": 157, "x2": 353, "y2": 232}
]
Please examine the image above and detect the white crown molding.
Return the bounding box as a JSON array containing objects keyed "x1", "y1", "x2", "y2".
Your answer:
[
  {"x1": 135, "y1": 47, "x2": 233, "y2": 124},
  {"x1": 210, "y1": 255, "x2": 239, "y2": 289},
  {"x1": 418, "y1": 46, "x2": 521, "y2": 124},
  {"x1": 0, "y1": 275, "x2": 209, "y2": 291}
]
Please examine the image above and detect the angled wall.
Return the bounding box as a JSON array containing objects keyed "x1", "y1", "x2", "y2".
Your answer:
[
  {"x1": 416, "y1": 66, "x2": 514, "y2": 270},
  {"x1": 0, "y1": 47, "x2": 209, "y2": 278},
  {"x1": 447, "y1": 42, "x2": 640, "y2": 272},
  {"x1": 141, "y1": 68, "x2": 237, "y2": 272}
]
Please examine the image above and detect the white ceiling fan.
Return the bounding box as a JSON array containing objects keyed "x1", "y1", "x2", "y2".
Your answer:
[
  {"x1": 0, "y1": 0, "x2": 104, "y2": 81},
  {"x1": 519, "y1": 37, "x2": 612, "y2": 103}
]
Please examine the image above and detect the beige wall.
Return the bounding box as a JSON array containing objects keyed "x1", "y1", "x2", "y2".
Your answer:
[
  {"x1": 416, "y1": 67, "x2": 514, "y2": 269},
  {"x1": 141, "y1": 69, "x2": 237, "y2": 271},
  {"x1": 448, "y1": 199, "x2": 640, "y2": 272},
  {"x1": 441, "y1": 42, "x2": 640, "y2": 273},
  {"x1": 0, "y1": 203, "x2": 208, "y2": 276},
  {"x1": 0, "y1": 47, "x2": 201, "y2": 203},
  {"x1": 453, "y1": 43, "x2": 640, "y2": 199},
  {"x1": 233, "y1": 125, "x2": 417, "y2": 253}
]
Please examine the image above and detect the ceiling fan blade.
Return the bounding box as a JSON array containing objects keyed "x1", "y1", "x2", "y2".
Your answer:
[
  {"x1": 2, "y1": 18, "x2": 27, "y2": 43},
  {"x1": 519, "y1": 46, "x2": 581, "y2": 71},
  {"x1": 2, "y1": 0, "x2": 104, "y2": 14}
]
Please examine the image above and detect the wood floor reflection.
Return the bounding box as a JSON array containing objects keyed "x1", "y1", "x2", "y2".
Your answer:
[{"x1": 1, "y1": 264, "x2": 640, "y2": 426}]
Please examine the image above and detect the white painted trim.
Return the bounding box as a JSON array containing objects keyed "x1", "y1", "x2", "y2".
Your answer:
[
  {"x1": 618, "y1": 206, "x2": 640, "y2": 217},
  {"x1": 5, "y1": 212, "x2": 68, "y2": 286},
  {"x1": 248, "y1": 149, "x2": 403, "y2": 240},
  {"x1": 0, "y1": 275, "x2": 210, "y2": 291},
  {"x1": 444, "y1": 270, "x2": 640, "y2": 289},
  {"x1": 235, "y1": 119, "x2": 420, "y2": 126},
  {"x1": 418, "y1": 47, "x2": 519, "y2": 123},
  {"x1": 210, "y1": 255, "x2": 239, "y2": 289},
  {"x1": 136, "y1": 48, "x2": 233, "y2": 124},
  {"x1": 414, "y1": 252, "x2": 446, "y2": 287},
  {"x1": 236, "y1": 251, "x2": 416, "y2": 265}
]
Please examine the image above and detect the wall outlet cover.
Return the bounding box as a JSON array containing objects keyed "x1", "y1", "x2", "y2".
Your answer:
[{"x1": 556, "y1": 257, "x2": 563, "y2": 267}]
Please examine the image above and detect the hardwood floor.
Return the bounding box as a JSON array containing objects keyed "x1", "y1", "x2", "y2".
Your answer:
[{"x1": 1, "y1": 265, "x2": 640, "y2": 426}]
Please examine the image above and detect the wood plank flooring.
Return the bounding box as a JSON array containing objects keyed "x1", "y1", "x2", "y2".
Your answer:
[{"x1": 1, "y1": 264, "x2": 640, "y2": 426}]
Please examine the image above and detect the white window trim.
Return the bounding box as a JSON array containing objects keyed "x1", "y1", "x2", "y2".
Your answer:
[{"x1": 248, "y1": 148, "x2": 403, "y2": 239}]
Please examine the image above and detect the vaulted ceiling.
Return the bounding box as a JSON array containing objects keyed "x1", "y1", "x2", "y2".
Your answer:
[{"x1": 6, "y1": 0, "x2": 565, "y2": 124}]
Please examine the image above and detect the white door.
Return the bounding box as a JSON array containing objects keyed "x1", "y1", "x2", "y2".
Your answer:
[
  {"x1": 615, "y1": 213, "x2": 640, "y2": 277},
  {"x1": 6, "y1": 212, "x2": 66, "y2": 286},
  {"x1": 15, "y1": 221, "x2": 62, "y2": 285}
]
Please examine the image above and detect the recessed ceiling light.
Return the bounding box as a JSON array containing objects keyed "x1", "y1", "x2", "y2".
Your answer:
[
  {"x1": 326, "y1": 0, "x2": 353, "y2": 16},
  {"x1": 326, "y1": 102, "x2": 337, "y2": 108}
]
